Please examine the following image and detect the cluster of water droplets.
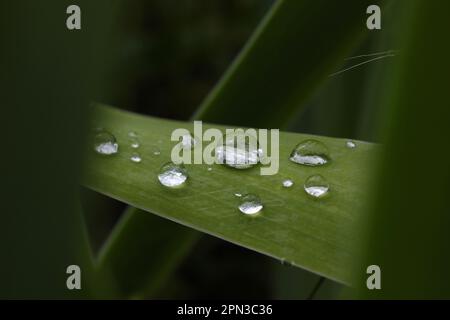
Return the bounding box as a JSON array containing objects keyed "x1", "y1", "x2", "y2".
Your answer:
[
  {"x1": 282, "y1": 179, "x2": 294, "y2": 188},
  {"x1": 92, "y1": 126, "x2": 359, "y2": 215},
  {"x1": 127, "y1": 131, "x2": 143, "y2": 163}
]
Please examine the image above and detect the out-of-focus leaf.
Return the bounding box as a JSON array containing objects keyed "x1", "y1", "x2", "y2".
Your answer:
[
  {"x1": 194, "y1": 0, "x2": 382, "y2": 128},
  {"x1": 355, "y1": 0, "x2": 450, "y2": 298}
]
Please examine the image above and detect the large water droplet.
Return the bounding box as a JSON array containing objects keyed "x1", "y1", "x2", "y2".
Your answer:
[
  {"x1": 304, "y1": 174, "x2": 329, "y2": 198},
  {"x1": 346, "y1": 140, "x2": 356, "y2": 149},
  {"x1": 93, "y1": 129, "x2": 118, "y2": 155},
  {"x1": 130, "y1": 153, "x2": 142, "y2": 163},
  {"x1": 158, "y1": 162, "x2": 188, "y2": 188},
  {"x1": 282, "y1": 179, "x2": 294, "y2": 188},
  {"x1": 180, "y1": 133, "x2": 198, "y2": 150},
  {"x1": 216, "y1": 131, "x2": 260, "y2": 169},
  {"x1": 238, "y1": 194, "x2": 263, "y2": 215},
  {"x1": 290, "y1": 139, "x2": 330, "y2": 166}
]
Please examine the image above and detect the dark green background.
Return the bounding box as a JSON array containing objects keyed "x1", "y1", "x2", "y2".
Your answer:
[{"x1": 1, "y1": 0, "x2": 449, "y2": 299}]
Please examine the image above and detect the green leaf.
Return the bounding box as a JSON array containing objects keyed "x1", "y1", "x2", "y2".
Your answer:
[
  {"x1": 83, "y1": 104, "x2": 378, "y2": 284},
  {"x1": 354, "y1": 0, "x2": 450, "y2": 298},
  {"x1": 194, "y1": 0, "x2": 382, "y2": 127},
  {"x1": 97, "y1": 206, "x2": 199, "y2": 298}
]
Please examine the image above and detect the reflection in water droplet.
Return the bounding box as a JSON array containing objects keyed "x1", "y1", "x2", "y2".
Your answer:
[
  {"x1": 130, "y1": 139, "x2": 140, "y2": 149},
  {"x1": 282, "y1": 179, "x2": 294, "y2": 188},
  {"x1": 304, "y1": 174, "x2": 329, "y2": 198},
  {"x1": 93, "y1": 129, "x2": 119, "y2": 155},
  {"x1": 234, "y1": 193, "x2": 242, "y2": 197},
  {"x1": 238, "y1": 194, "x2": 263, "y2": 215},
  {"x1": 128, "y1": 131, "x2": 138, "y2": 138},
  {"x1": 150, "y1": 145, "x2": 161, "y2": 156},
  {"x1": 216, "y1": 131, "x2": 260, "y2": 169},
  {"x1": 289, "y1": 139, "x2": 330, "y2": 166},
  {"x1": 346, "y1": 140, "x2": 356, "y2": 149},
  {"x1": 180, "y1": 133, "x2": 198, "y2": 150},
  {"x1": 158, "y1": 162, "x2": 188, "y2": 187},
  {"x1": 130, "y1": 153, "x2": 142, "y2": 163}
]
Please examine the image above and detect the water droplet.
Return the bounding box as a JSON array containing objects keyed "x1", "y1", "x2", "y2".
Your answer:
[
  {"x1": 216, "y1": 131, "x2": 260, "y2": 169},
  {"x1": 238, "y1": 194, "x2": 263, "y2": 215},
  {"x1": 282, "y1": 179, "x2": 294, "y2": 188},
  {"x1": 130, "y1": 139, "x2": 140, "y2": 149},
  {"x1": 234, "y1": 193, "x2": 243, "y2": 197},
  {"x1": 158, "y1": 162, "x2": 188, "y2": 188},
  {"x1": 346, "y1": 140, "x2": 356, "y2": 149},
  {"x1": 289, "y1": 139, "x2": 330, "y2": 166},
  {"x1": 304, "y1": 174, "x2": 329, "y2": 198},
  {"x1": 127, "y1": 131, "x2": 140, "y2": 148},
  {"x1": 150, "y1": 145, "x2": 161, "y2": 156},
  {"x1": 130, "y1": 153, "x2": 142, "y2": 163},
  {"x1": 93, "y1": 129, "x2": 118, "y2": 155},
  {"x1": 207, "y1": 167, "x2": 213, "y2": 171},
  {"x1": 180, "y1": 133, "x2": 198, "y2": 150}
]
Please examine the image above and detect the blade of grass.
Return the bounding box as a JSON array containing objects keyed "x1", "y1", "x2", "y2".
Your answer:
[
  {"x1": 84, "y1": 104, "x2": 378, "y2": 284},
  {"x1": 354, "y1": 0, "x2": 450, "y2": 298}
]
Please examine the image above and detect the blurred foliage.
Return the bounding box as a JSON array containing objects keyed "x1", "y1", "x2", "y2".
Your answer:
[{"x1": 99, "y1": 0, "x2": 272, "y2": 119}]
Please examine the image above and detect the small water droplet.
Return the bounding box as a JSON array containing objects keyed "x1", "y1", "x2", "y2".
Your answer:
[
  {"x1": 238, "y1": 194, "x2": 263, "y2": 215},
  {"x1": 130, "y1": 153, "x2": 142, "y2": 163},
  {"x1": 128, "y1": 131, "x2": 138, "y2": 138},
  {"x1": 150, "y1": 145, "x2": 161, "y2": 156},
  {"x1": 180, "y1": 133, "x2": 198, "y2": 150},
  {"x1": 234, "y1": 193, "x2": 242, "y2": 197},
  {"x1": 289, "y1": 139, "x2": 330, "y2": 166},
  {"x1": 207, "y1": 167, "x2": 213, "y2": 171},
  {"x1": 158, "y1": 162, "x2": 188, "y2": 188},
  {"x1": 93, "y1": 129, "x2": 118, "y2": 155},
  {"x1": 346, "y1": 140, "x2": 356, "y2": 149},
  {"x1": 304, "y1": 174, "x2": 329, "y2": 198},
  {"x1": 216, "y1": 131, "x2": 260, "y2": 169},
  {"x1": 130, "y1": 139, "x2": 140, "y2": 149},
  {"x1": 282, "y1": 179, "x2": 294, "y2": 188}
]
